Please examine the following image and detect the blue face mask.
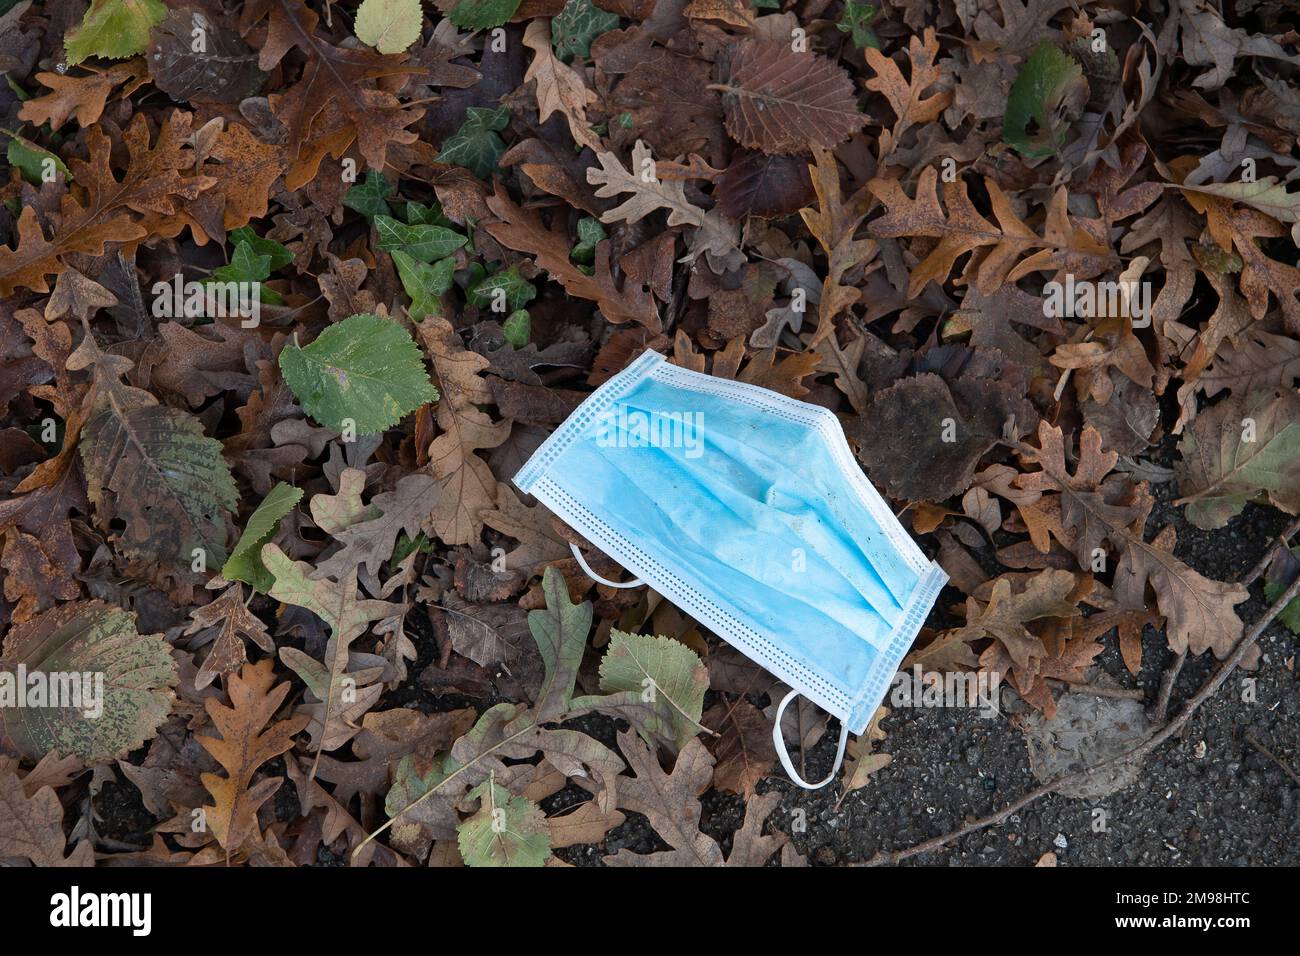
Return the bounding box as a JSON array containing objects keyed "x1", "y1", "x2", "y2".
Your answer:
[{"x1": 514, "y1": 350, "x2": 947, "y2": 788}]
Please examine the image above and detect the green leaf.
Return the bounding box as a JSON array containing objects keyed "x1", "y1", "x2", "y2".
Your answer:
[
  {"x1": 1004, "y1": 43, "x2": 1086, "y2": 159},
  {"x1": 503, "y1": 310, "x2": 530, "y2": 347},
  {"x1": 570, "y1": 216, "x2": 605, "y2": 264},
  {"x1": 1264, "y1": 547, "x2": 1300, "y2": 635},
  {"x1": 208, "y1": 240, "x2": 282, "y2": 305},
  {"x1": 392, "y1": 250, "x2": 456, "y2": 320},
  {"x1": 0, "y1": 601, "x2": 177, "y2": 763},
  {"x1": 527, "y1": 566, "x2": 593, "y2": 720},
  {"x1": 551, "y1": 0, "x2": 619, "y2": 62},
  {"x1": 402, "y1": 201, "x2": 454, "y2": 227},
  {"x1": 375, "y1": 214, "x2": 467, "y2": 262},
  {"x1": 65, "y1": 0, "x2": 167, "y2": 65},
  {"x1": 588, "y1": 630, "x2": 708, "y2": 751},
  {"x1": 836, "y1": 0, "x2": 878, "y2": 50},
  {"x1": 457, "y1": 780, "x2": 551, "y2": 867},
  {"x1": 228, "y1": 227, "x2": 293, "y2": 271},
  {"x1": 466, "y1": 265, "x2": 536, "y2": 312},
  {"x1": 447, "y1": 0, "x2": 521, "y2": 30},
  {"x1": 212, "y1": 241, "x2": 270, "y2": 283},
  {"x1": 1175, "y1": 389, "x2": 1300, "y2": 530},
  {"x1": 390, "y1": 530, "x2": 432, "y2": 569},
  {"x1": 4, "y1": 133, "x2": 70, "y2": 186},
  {"x1": 343, "y1": 171, "x2": 394, "y2": 221},
  {"x1": 222, "y1": 482, "x2": 304, "y2": 593},
  {"x1": 279, "y1": 313, "x2": 439, "y2": 434},
  {"x1": 436, "y1": 106, "x2": 509, "y2": 179},
  {"x1": 354, "y1": 0, "x2": 423, "y2": 54}
]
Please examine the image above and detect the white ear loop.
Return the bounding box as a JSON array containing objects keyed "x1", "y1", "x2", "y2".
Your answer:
[
  {"x1": 571, "y1": 533, "x2": 847, "y2": 787},
  {"x1": 569, "y1": 542, "x2": 646, "y2": 589},
  {"x1": 772, "y1": 687, "x2": 849, "y2": 790}
]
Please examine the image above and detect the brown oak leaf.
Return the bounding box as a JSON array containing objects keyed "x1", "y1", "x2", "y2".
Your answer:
[
  {"x1": 198, "y1": 659, "x2": 311, "y2": 853},
  {"x1": 485, "y1": 184, "x2": 660, "y2": 330},
  {"x1": 417, "y1": 315, "x2": 511, "y2": 546}
]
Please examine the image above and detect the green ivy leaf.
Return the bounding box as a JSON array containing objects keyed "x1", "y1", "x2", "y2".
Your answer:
[
  {"x1": 466, "y1": 265, "x2": 536, "y2": 313},
  {"x1": 376, "y1": 214, "x2": 467, "y2": 262},
  {"x1": 65, "y1": 0, "x2": 167, "y2": 65},
  {"x1": 392, "y1": 249, "x2": 456, "y2": 320},
  {"x1": 343, "y1": 171, "x2": 395, "y2": 221},
  {"x1": 570, "y1": 216, "x2": 606, "y2": 264},
  {"x1": 447, "y1": 0, "x2": 521, "y2": 30},
  {"x1": 212, "y1": 242, "x2": 270, "y2": 283},
  {"x1": 436, "y1": 106, "x2": 510, "y2": 179},
  {"x1": 503, "y1": 310, "x2": 530, "y2": 347},
  {"x1": 228, "y1": 227, "x2": 293, "y2": 271},
  {"x1": 1004, "y1": 43, "x2": 1087, "y2": 159},
  {"x1": 551, "y1": 0, "x2": 619, "y2": 62},
  {"x1": 390, "y1": 531, "x2": 432, "y2": 569},
  {"x1": 279, "y1": 313, "x2": 439, "y2": 434},
  {"x1": 457, "y1": 780, "x2": 551, "y2": 867},
  {"x1": 402, "y1": 201, "x2": 455, "y2": 227},
  {"x1": 222, "y1": 482, "x2": 304, "y2": 593},
  {"x1": 836, "y1": 0, "x2": 879, "y2": 50},
  {"x1": 208, "y1": 240, "x2": 282, "y2": 305},
  {"x1": 354, "y1": 0, "x2": 423, "y2": 54}
]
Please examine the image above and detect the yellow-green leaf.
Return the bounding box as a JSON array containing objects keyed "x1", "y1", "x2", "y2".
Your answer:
[
  {"x1": 66, "y1": 0, "x2": 167, "y2": 65},
  {"x1": 355, "y1": 0, "x2": 424, "y2": 54}
]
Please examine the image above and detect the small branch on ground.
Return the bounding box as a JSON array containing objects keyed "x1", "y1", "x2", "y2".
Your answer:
[
  {"x1": 1047, "y1": 679, "x2": 1146, "y2": 701},
  {"x1": 1243, "y1": 732, "x2": 1300, "y2": 788},
  {"x1": 1150, "y1": 650, "x2": 1186, "y2": 724},
  {"x1": 1241, "y1": 515, "x2": 1300, "y2": 588}
]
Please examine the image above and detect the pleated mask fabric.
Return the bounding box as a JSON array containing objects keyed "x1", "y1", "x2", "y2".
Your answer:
[{"x1": 514, "y1": 349, "x2": 947, "y2": 788}]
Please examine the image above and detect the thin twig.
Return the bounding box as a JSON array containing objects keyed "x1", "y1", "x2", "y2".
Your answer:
[
  {"x1": 1150, "y1": 650, "x2": 1185, "y2": 724},
  {"x1": 1046, "y1": 679, "x2": 1146, "y2": 701},
  {"x1": 855, "y1": 571, "x2": 1300, "y2": 866},
  {"x1": 1241, "y1": 514, "x2": 1300, "y2": 588},
  {"x1": 1243, "y1": 732, "x2": 1300, "y2": 788}
]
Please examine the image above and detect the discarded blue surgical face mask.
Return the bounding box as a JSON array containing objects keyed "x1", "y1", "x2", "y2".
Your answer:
[{"x1": 514, "y1": 350, "x2": 947, "y2": 789}]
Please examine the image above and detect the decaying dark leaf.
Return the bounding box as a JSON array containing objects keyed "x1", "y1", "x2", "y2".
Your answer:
[
  {"x1": 715, "y1": 40, "x2": 868, "y2": 155},
  {"x1": 1, "y1": 601, "x2": 177, "y2": 763},
  {"x1": 853, "y1": 373, "x2": 1038, "y2": 502},
  {"x1": 148, "y1": 8, "x2": 264, "y2": 104}
]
